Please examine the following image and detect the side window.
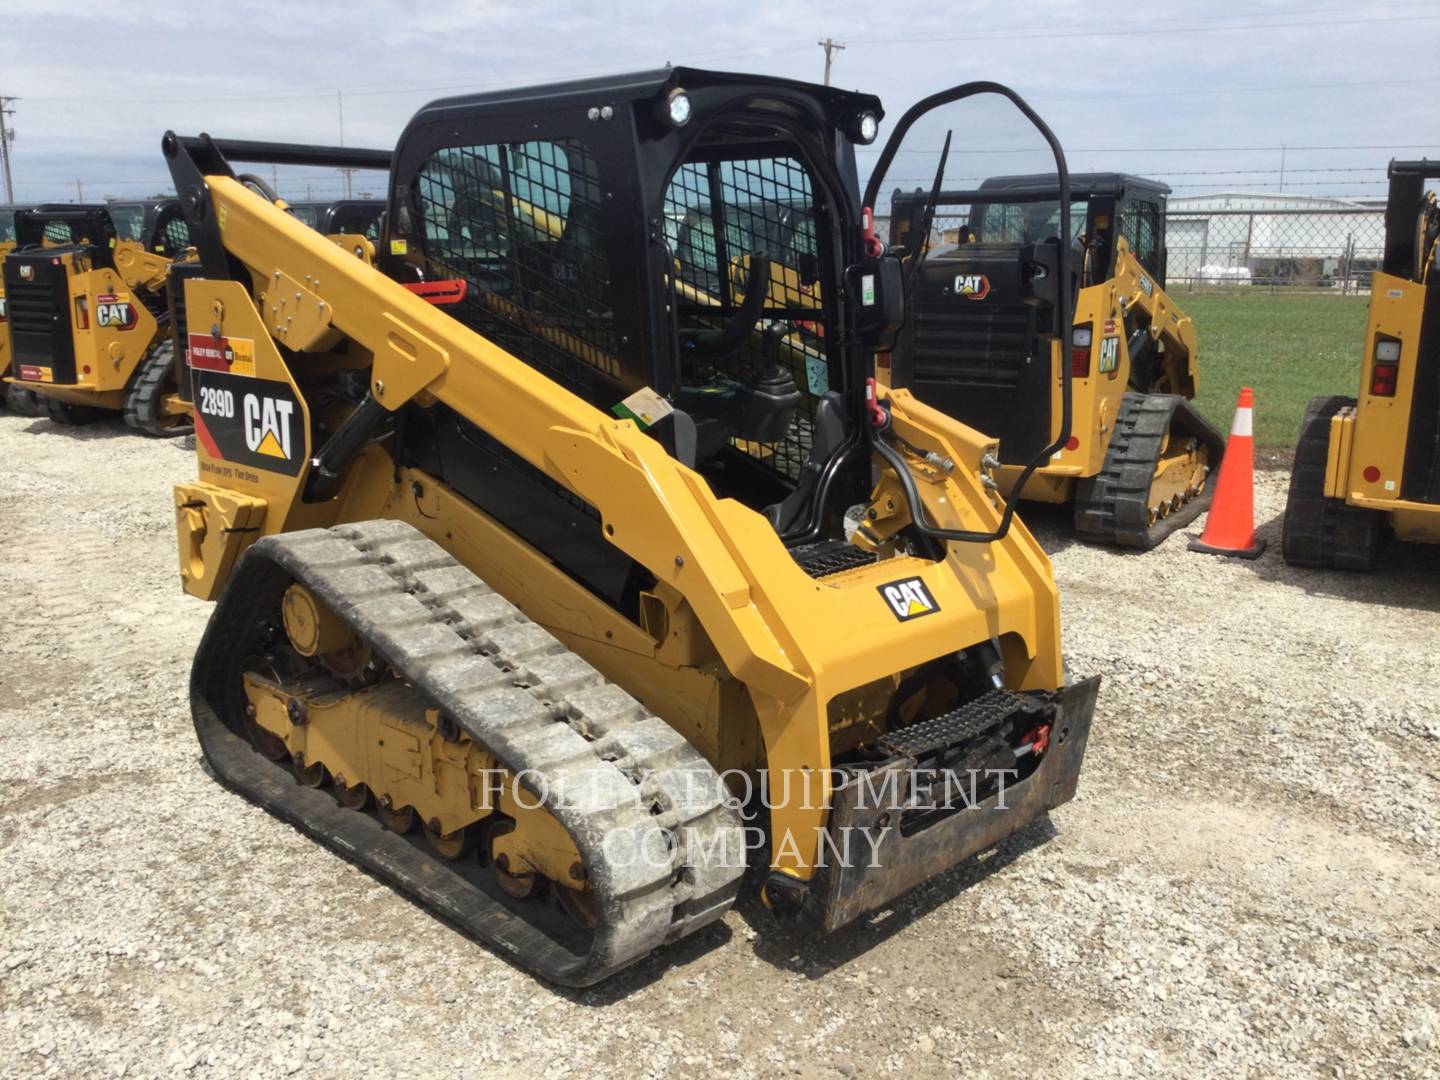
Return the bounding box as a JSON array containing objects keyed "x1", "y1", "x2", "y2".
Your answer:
[
  {"x1": 109, "y1": 205, "x2": 144, "y2": 242},
  {"x1": 1121, "y1": 200, "x2": 1161, "y2": 275},
  {"x1": 154, "y1": 209, "x2": 190, "y2": 255},
  {"x1": 329, "y1": 204, "x2": 384, "y2": 243},
  {"x1": 0, "y1": 212, "x2": 14, "y2": 243},
  {"x1": 414, "y1": 138, "x2": 617, "y2": 396}
]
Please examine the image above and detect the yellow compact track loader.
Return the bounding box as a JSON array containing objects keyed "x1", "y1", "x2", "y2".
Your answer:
[
  {"x1": 1283, "y1": 160, "x2": 1440, "y2": 568},
  {"x1": 2, "y1": 200, "x2": 193, "y2": 434},
  {"x1": 163, "y1": 71, "x2": 1099, "y2": 985},
  {"x1": 882, "y1": 173, "x2": 1224, "y2": 548}
]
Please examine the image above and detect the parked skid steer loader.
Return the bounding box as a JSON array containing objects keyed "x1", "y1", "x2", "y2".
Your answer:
[
  {"x1": 165, "y1": 70, "x2": 1099, "y2": 985},
  {"x1": 884, "y1": 174, "x2": 1225, "y2": 548},
  {"x1": 1283, "y1": 160, "x2": 1440, "y2": 568},
  {"x1": 1, "y1": 200, "x2": 193, "y2": 433}
]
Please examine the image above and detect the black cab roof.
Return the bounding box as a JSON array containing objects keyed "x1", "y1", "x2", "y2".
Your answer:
[
  {"x1": 409, "y1": 66, "x2": 882, "y2": 126},
  {"x1": 975, "y1": 172, "x2": 1171, "y2": 199}
]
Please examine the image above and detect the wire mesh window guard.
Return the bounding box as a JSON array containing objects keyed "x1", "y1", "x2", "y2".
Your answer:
[
  {"x1": 415, "y1": 138, "x2": 619, "y2": 401},
  {"x1": 663, "y1": 155, "x2": 830, "y2": 482}
]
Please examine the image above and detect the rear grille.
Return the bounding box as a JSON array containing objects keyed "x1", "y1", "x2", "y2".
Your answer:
[
  {"x1": 911, "y1": 302, "x2": 1032, "y2": 390},
  {"x1": 5, "y1": 279, "x2": 56, "y2": 337}
]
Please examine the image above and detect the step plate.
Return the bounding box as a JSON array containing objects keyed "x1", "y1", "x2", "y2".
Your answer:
[{"x1": 877, "y1": 688, "x2": 1044, "y2": 759}]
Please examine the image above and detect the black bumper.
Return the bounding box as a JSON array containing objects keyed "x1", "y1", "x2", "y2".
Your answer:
[{"x1": 808, "y1": 675, "x2": 1100, "y2": 931}]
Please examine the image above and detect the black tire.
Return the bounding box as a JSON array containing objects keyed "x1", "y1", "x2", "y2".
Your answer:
[
  {"x1": 43, "y1": 395, "x2": 109, "y2": 426},
  {"x1": 1281, "y1": 395, "x2": 1384, "y2": 571}
]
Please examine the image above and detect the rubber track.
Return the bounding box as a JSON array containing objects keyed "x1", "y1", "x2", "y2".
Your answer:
[
  {"x1": 1074, "y1": 392, "x2": 1226, "y2": 550},
  {"x1": 42, "y1": 395, "x2": 109, "y2": 425},
  {"x1": 1280, "y1": 395, "x2": 1383, "y2": 570},
  {"x1": 123, "y1": 339, "x2": 192, "y2": 437},
  {"x1": 4, "y1": 383, "x2": 45, "y2": 416},
  {"x1": 191, "y1": 519, "x2": 745, "y2": 986}
]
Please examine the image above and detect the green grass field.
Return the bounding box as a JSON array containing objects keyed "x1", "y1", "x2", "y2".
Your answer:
[{"x1": 1176, "y1": 289, "x2": 1371, "y2": 449}]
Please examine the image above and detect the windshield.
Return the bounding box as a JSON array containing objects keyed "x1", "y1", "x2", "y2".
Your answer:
[{"x1": 968, "y1": 198, "x2": 1088, "y2": 246}]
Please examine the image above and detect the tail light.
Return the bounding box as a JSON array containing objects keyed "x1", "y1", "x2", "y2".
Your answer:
[
  {"x1": 1371, "y1": 338, "x2": 1400, "y2": 397},
  {"x1": 1071, "y1": 325, "x2": 1093, "y2": 377},
  {"x1": 74, "y1": 297, "x2": 89, "y2": 330}
]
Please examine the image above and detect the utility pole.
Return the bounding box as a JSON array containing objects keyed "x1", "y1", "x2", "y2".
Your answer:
[
  {"x1": 271, "y1": 164, "x2": 279, "y2": 196},
  {"x1": 75, "y1": 178, "x2": 83, "y2": 202},
  {"x1": 337, "y1": 90, "x2": 353, "y2": 199},
  {"x1": 0, "y1": 96, "x2": 15, "y2": 203},
  {"x1": 1278, "y1": 144, "x2": 1287, "y2": 194},
  {"x1": 817, "y1": 38, "x2": 845, "y2": 86}
]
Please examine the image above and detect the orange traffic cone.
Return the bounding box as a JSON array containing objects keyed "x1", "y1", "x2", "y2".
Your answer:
[{"x1": 1189, "y1": 387, "x2": 1267, "y2": 560}]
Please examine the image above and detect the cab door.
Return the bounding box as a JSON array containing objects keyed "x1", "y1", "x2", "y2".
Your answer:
[{"x1": 863, "y1": 83, "x2": 1075, "y2": 466}]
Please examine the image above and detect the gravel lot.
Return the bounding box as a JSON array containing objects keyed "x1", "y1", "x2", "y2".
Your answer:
[{"x1": 1, "y1": 410, "x2": 1437, "y2": 1079}]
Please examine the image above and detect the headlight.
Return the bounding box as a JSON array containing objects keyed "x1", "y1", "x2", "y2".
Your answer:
[
  {"x1": 1072, "y1": 326, "x2": 1093, "y2": 347},
  {"x1": 856, "y1": 111, "x2": 880, "y2": 144},
  {"x1": 661, "y1": 88, "x2": 692, "y2": 128},
  {"x1": 1375, "y1": 339, "x2": 1401, "y2": 362}
]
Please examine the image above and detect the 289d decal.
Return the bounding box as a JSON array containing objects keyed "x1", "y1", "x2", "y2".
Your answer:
[{"x1": 193, "y1": 369, "x2": 305, "y2": 477}]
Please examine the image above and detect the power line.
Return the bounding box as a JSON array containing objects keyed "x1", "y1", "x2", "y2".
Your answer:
[
  {"x1": 1029, "y1": 75, "x2": 1440, "y2": 104},
  {"x1": 860, "y1": 142, "x2": 1440, "y2": 155},
  {"x1": 866, "y1": 11, "x2": 1440, "y2": 45}
]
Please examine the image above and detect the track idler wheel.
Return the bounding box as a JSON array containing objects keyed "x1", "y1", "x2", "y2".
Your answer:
[{"x1": 558, "y1": 885, "x2": 599, "y2": 929}]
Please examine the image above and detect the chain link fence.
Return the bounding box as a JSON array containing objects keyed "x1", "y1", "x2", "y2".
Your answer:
[
  {"x1": 877, "y1": 200, "x2": 1387, "y2": 294},
  {"x1": 1164, "y1": 206, "x2": 1385, "y2": 293}
]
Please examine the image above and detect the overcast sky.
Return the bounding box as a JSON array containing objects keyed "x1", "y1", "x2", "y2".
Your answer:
[{"x1": 1, "y1": 0, "x2": 1436, "y2": 204}]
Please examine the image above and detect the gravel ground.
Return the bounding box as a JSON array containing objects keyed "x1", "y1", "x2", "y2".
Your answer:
[{"x1": 1, "y1": 410, "x2": 1437, "y2": 1079}]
